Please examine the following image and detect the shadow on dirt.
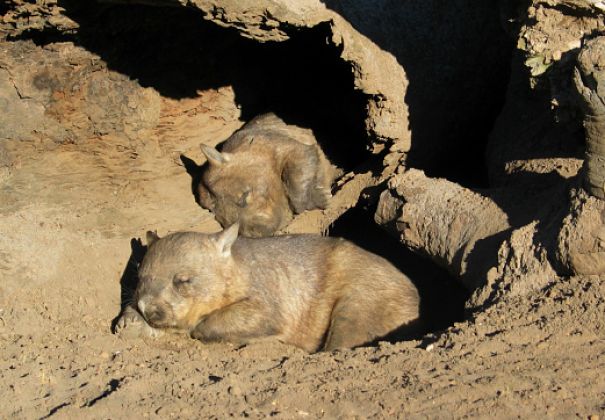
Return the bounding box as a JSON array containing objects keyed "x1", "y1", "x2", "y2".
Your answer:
[
  {"x1": 180, "y1": 154, "x2": 205, "y2": 206},
  {"x1": 110, "y1": 237, "x2": 147, "y2": 332}
]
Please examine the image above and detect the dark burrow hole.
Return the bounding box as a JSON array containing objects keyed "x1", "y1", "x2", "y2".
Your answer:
[
  {"x1": 329, "y1": 205, "x2": 470, "y2": 337},
  {"x1": 42, "y1": 2, "x2": 370, "y2": 172},
  {"x1": 11, "y1": 1, "x2": 511, "y2": 187}
]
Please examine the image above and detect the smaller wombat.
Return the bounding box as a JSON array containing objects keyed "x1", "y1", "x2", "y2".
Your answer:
[
  {"x1": 198, "y1": 113, "x2": 337, "y2": 237},
  {"x1": 115, "y1": 224, "x2": 420, "y2": 352}
]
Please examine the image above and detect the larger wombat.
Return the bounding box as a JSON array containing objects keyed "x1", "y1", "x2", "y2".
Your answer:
[
  {"x1": 198, "y1": 113, "x2": 337, "y2": 237},
  {"x1": 115, "y1": 224, "x2": 420, "y2": 352}
]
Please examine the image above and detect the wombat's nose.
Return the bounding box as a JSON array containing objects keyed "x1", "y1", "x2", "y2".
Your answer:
[
  {"x1": 145, "y1": 308, "x2": 165, "y2": 324},
  {"x1": 138, "y1": 300, "x2": 164, "y2": 325}
]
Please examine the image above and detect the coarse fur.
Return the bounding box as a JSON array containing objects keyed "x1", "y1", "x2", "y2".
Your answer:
[
  {"x1": 198, "y1": 113, "x2": 338, "y2": 238},
  {"x1": 115, "y1": 224, "x2": 420, "y2": 352}
]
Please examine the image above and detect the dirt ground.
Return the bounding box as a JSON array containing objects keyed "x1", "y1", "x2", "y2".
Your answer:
[
  {"x1": 1, "y1": 96, "x2": 604, "y2": 418},
  {"x1": 1, "y1": 219, "x2": 604, "y2": 419},
  {"x1": 1, "y1": 4, "x2": 605, "y2": 418}
]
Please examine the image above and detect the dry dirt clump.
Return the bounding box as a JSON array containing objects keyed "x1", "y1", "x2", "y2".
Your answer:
[{"x1": 1, "y1": 0, "x2": 605, "y2": 418}]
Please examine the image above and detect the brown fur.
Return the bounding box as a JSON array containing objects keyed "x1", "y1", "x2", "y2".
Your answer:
[
  {"x1": 198, "y1": 113, "x2": 337, "y2": 237},
  {"x1": 123, "y1": 224, "x2": 420, "y2": 352}
]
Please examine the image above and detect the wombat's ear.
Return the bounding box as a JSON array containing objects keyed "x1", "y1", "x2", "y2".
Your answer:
[
  {"x1": 200, "y1": 144, "x2": 230, "y2": 166},
  {"x1": 215, "y1": 223, "x2": 239, "y2": 257},
  {"x1": 146, "y1": 230, "x2": 161, "y2": 246}
]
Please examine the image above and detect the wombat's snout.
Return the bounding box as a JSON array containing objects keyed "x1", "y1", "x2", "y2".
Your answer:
[{"x1": 138, "y1": 300, "x2": 166, "y2": 327}]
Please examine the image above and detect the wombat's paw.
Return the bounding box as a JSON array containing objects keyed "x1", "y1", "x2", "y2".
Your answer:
[
  {"x1": 190, "y1": 327, "x2": 222, "y2": 343},
  {"x1": 189, "y1": 328, "x2": 205, "y2": 342},
  {"x1": 114, "y1": 308, "x2": 164, "y2": 339}
]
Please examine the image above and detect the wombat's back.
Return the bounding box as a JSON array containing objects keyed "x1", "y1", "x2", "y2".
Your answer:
[
  {"x1": 232, "y1": 235, "x2": 420, "y2": 351},
  {"x1": 233, "y1": 234, "x2": 416, "y2": 293},
  {"x1": 223, "y1": 113, "x2": 318, "y2": 153},
  {"x1": 231, "y1": 235, "x2": 340, "y2": 312}
]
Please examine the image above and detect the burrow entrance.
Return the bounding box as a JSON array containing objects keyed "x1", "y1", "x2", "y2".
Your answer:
[
  {"x1": 329, "y1": 206, "x2": 470, "y2": 335},
  {"x1": 16, "y1": 2, "x2": 509, "y2": 338},
  {"x1": 44, "y1": 2, "x2": 370, "y2": 172}
]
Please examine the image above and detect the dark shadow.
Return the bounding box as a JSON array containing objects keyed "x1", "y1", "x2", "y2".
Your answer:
[
  {"x1": 180, "y1": 154, "x2": 204, "y2": 205},
  {"x1": 457, "y1": 227, "x2": 516, "y2": 312},
  {"x1": 329, "y1": 205, "x2": 470, "y2": 338},
  {"x1": 457, "y1": 171, "x2": 576, "y2": 313},
  {"x1": 110, "y1": 237, "x2": 147, "y2": 332},
  {"x1": 353, "y1": 317, "x2": 425, "y2": 353},
  {"x1": 13, "y1": 1, "x2": 369, "y2": 172},
  {"x1": 494, "y1": 172, "x2": 576, "y2": 276},
  {"x1": 486, "y1": 50, "x2": 585, "y2": 186},
  {"x1": 372, "y1": 318, "x2": 426, "y2": 346},
  {"x1": 320, "y1": 0, "x2": 515, "y2": 187},
  {"x1": 40, "y1": 402, "x2": 72, "y2": 420},
  {"x1": 82, "y1": 377, "x2": 124, "y2": 408}
]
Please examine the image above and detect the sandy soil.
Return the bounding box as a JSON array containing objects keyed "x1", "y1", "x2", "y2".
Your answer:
[
  {"x1": 0, "y1": 35, "x2": 604, "y2": 420},
  {"x1": 1, "y1": 108, "x2": 604, "y2": 418},
  {"x1": 1, "y1": 229, "x2": 604, "y2": 418}
]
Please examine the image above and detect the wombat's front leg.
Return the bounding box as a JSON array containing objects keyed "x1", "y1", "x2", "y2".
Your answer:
[
  {"x1": 114, "y1": 305, "x2": 164, "y2": 339},
  {"x1": 190, "y1": 300, "x2": 278, "y2": 345}
]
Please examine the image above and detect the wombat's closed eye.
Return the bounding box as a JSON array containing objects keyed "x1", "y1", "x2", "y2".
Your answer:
[
  {"x1": 235, "y1": 190, "x2": 250, "y2": 208},
  {"x1": 173, "y1": 275, "x2": 192, "y2": 285}
]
